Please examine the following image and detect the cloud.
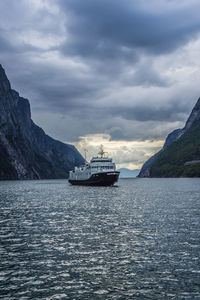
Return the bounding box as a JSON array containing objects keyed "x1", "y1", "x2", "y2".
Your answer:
[
  {"x1": 1, "y1": 0, "x2": 200, "y2": 168},
  {"x1": 59, "y1": 0, "x2": 200, "y2": 58},
  {"x1": 73, "y1": 133, "x2": 164, "y2": 169}
]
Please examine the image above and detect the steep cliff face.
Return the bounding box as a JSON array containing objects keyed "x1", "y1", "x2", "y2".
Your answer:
[
  {"x1": 182, "y1": 97, "x2": 200, "y2": 132},
  {"x1": 139, "y1": 97, "x2": 200, "y2": 177},
  {"x1": 0, "y1": 64, "x2": 84, "y2": 180},
  {"x1": 138, "y1": 128, "x2": 182, "y2": 177}
]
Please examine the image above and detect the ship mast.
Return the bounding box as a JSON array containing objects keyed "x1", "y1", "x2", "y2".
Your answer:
[{"x1": 98, "y1": 145, "x2": 107, "y2": 158}]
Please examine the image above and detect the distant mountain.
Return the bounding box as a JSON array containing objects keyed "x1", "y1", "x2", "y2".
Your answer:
[
  {"x1": 139, "y1": 97, "x2": 200, "y2": 177},
  {"x1": 119, "y1": 168, "x2": 140, "y2": 178},
  {"x1": 0, "y1": 64, "x2": 84, "y2": 180}
]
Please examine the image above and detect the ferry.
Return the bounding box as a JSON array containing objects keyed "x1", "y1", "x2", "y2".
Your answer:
[{"x1": 68, "y1": 146, "x2": 120, "y2": 186}]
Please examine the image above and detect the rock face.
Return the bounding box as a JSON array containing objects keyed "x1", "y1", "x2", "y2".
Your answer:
[
  {"x1": 139, "y1": 97, "x2": 200, "y2": 177},
  {"x1": 139, "y1": 128, "x2": 182, "y2": 177},
  {"x1": 0, "y1": 64, "x2": 84, "y2": 180}
]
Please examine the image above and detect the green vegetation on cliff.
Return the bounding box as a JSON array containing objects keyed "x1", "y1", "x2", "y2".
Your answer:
[{"x1": 150, "y1": 120, "x2": 200, "y2": 177}]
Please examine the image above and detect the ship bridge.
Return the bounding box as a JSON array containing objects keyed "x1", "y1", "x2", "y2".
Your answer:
[
  {"x1": 90, "y1": 157, "x2": 112, "y2": 163},
  {"x1": 88, "y1": 146, "x2": 116, "y2": 172},
  {"x1": 89, "y1": 157, "x2": 115, "y2": 172}
]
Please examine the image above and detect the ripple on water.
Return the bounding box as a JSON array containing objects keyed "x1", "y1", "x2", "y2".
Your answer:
[{"x1": 0, "y1": 178, "x2": 200, "y2": 299}]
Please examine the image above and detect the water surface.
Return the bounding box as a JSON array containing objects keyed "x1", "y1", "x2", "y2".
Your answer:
[{"x1": 0, "y1": 178, "x2": 200, "y2": 299}]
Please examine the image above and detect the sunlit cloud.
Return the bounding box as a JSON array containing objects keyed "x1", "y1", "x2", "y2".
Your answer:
[{"x1": 73, "y1": 134, "x2": 164, "y2": 169}]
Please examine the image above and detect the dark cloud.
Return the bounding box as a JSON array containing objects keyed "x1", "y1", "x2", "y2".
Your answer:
[
  {"x1": 59, "y1": 0, "x2": 200, "y2": 60},
  {"x1": 109, "y1": 101, "x2": 189, "y2": 123},
  {"x1": 0, "y1": 0, "x2": 200, "y2": 150},
  {"x1": 123, "y1": 64, "x2": 169, "y2": 88},
  {"x1": 0, "y1": 33, "x2": 13, "y2": 53}
]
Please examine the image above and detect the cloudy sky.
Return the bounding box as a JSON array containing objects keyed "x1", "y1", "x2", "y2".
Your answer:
[{"x1": 1, "y1": 0, "x2": 200, "y2": 169}]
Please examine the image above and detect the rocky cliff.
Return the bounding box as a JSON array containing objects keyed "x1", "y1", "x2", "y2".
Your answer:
[
  {"x1": 139, "y1": 97, "x2": 200, "y2": 177},
  {"x1": 0, "y1": 64, "x2": 84, "y2": 180}
]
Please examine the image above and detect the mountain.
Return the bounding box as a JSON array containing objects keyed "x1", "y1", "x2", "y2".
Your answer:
[
  {"x1": 138, "y1": 129, "x2": 182, "y2": 177},
  {"x1": 0, "y1": 64, "x2": 84, "y2": 180},
  {"x1": 139, "y1": 97, "x2": 200, "y2": 177},
  {"x1": 119, "y1": 168, "x2": 140, "y2": 178}
]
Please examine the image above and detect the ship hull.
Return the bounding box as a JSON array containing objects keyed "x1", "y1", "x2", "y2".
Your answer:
[{"x1": 68, "y1": 171, "x2": 120, "y2": 186}]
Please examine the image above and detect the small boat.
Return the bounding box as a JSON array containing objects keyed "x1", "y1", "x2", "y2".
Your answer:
[{"x1": 68, "y1": 146, "x2": 120, "y2": 186}]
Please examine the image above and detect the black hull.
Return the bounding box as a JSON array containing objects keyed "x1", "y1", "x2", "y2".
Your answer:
[{"x1": 68, "y1": 172, "x2": 119, "y2": 186}]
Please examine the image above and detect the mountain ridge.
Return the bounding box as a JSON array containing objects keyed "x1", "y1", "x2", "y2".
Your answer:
[
  {"x1": 139, "y1": 97, "x2": 200, "y2": 177},
  {"x1": 0, "y1": 64, "x2": 84, "y2": 180},
  {"x1": 119, "y1": 168, "x2": 140, "y2": 178}
]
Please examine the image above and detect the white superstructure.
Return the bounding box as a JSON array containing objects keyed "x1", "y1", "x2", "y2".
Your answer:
[
  {"x1": 68, "y1": 146, "x2": 120, "y2": 186},
  {"x1": 69, "y1": 157, "x2": 116, "y2": 180}
]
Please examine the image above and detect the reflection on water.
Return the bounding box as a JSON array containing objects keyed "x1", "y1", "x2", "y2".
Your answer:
[{"x1": 0, "y1": 178, "x2": 200, "y2": 299}]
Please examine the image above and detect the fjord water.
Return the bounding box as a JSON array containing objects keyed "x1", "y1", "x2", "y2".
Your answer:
[{"x1": 0, "y1": 179, "x2": 200, "y2": 299}]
